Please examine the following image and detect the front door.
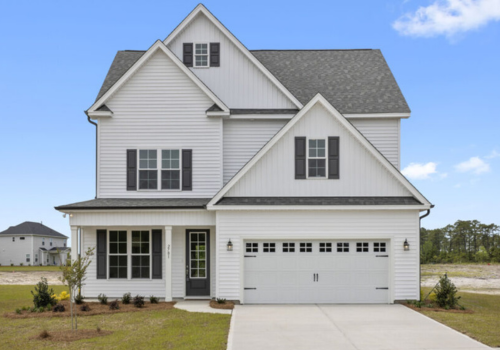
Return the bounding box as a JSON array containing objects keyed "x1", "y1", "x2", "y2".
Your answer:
[{"x1": 186, "y1": 230, "x2": 210, "y2": 296}]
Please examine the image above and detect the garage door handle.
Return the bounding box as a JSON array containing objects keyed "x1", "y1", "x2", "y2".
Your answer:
[
  {"x1": 244, "y1": 255, "x2": 256, "y2": 258},
  {"x1": 376, "y1": 287, "x2": 389, "y2": 290},
  {"x1": 317, "y1": 273, "x2": 319, "y2": 282},
  {"x1": 376, "y1": 255, "x2": 389, "y2": 257},
  {"x1": 244, "y1": 288, "x2": 257, "y2": 290}
]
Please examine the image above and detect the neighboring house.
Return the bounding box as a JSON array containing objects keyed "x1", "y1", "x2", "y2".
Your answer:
[
  {"x1": 56, "y1": 4, "x2": 432, "y2": 304},
  {"x1": 0, "y1": 222, "x2": 69, "y2": 266}
]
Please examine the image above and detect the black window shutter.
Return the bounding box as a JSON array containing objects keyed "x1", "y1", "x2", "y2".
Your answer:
[
  {"x1": 182, "y1": 149, "x2": 193, "y2": 191},
  {"x1": 328, "y1": 137, "x2": 340, "y2": 179},
  {"x1": 183, "y1": 43, "x2": 193, "y2": 67},
  {"x1": 152, "y1": 229, "x2": 162, "y2": 279},
  {"x1": 96, "y1": 230, "x2": 107, "y2": 279},
  {"x1": 295, "y1": 137, "x2": 307, "y2": 179},
  {"x1": 127, "y1": 149, "x2": 137, "y2": 191},
  {"x1": 210, "y1": 43, "x2": 220, "y2": 67}
]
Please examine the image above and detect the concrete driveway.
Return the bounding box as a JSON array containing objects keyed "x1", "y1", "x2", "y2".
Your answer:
[{"x1": 228, "y1": 304, "x2": 490, "y2": 350}]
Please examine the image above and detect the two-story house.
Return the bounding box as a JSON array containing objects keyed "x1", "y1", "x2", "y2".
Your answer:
[
  {"x1": 56, "y1": 4, "x2": 432, "y2": 304},
  {"x1": 0, "y1": 222, "x2": 69, "y2": 266}
]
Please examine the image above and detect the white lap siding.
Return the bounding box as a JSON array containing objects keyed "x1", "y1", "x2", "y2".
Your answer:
[{"x1": 215, "y1": 210, "x2": 420, "y2": 302}]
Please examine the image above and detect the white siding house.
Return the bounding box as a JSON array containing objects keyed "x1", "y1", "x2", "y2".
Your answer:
[{"x1": 57, "y1": 4, "x2": 432, "y2": 304}]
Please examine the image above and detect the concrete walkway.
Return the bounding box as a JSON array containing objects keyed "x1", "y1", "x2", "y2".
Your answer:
[
  {"x1": 228, "y1": 304, "x2": 490, "y2": 350},
  {"x1": 174, "y1": 300, "x2": 232, "y2": 314}
]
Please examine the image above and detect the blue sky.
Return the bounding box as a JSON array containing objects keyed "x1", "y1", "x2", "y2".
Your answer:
[{"x1": 0, "y1": 0, "x2": 499, "y2": 239}]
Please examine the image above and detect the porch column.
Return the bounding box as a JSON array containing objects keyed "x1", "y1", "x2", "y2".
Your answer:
[
  {"x1": 165, "y1": 226, "x2": 172, "y2": 301},
  {"x1": 70, "y1": 226, "x2": 78, "y2": 262}
]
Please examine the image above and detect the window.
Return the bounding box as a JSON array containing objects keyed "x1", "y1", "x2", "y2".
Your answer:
[
  {"x1": 35, "y1": 254, "x2": 38, "y2": 263},
  {"x1": 337, "y1": 242, "x2": 349, "y2": 252},
  {"x1": 26, "y1": 254, "x2": 30, "y2": 263},
  {"x1": 194, "y1": 43, "x2": 208, "y2": 67},
  {"x1": 356, "y1": 242, "x2": 369, "y2": 253},
  {"x1": 50, "y1": 238, "x2": 53, "y2": 247},
  {"x1": 64, "y1": 242, "x2": 66, "y2": 247},
  {"x1": 283, "y1": 242, "x2": 295, "y2": 253},
  {"x1": 189, "y1": 232, "x2": 206, "y2": 278},
  {"x1": 300, "y1": 242, "x2": 312, "y2": 253},
  {"x1": 109, "y1": 231, "x2": 127, "y2": 279},
  {"x1": 319, "y1": 243, "x2": 332, "y2": 253},
  {"x1": 20, "y1": 237, "x2": 25, "y2": 240},
  {"x1": 308, "y1": 139, "x2": 326, "y2": 177},
  {"x1": 47, "y1": 257, "x2": 49, "y2": 263},
  {"x1": 42, "y1": 238, "x2": 45, "y2": 245},
  {"x1": 246, "y1": 243, "x2": 258, "y2": 253},
  {"x1": 132, "y1": 231, "x2": 150, "y2": 279},
  {"x1": 374, "y1": 242, "x2": 386, "y2": 252},
  {"x1": 139, "y1": 150, "x2": 158, "y2": 190},
  {"x1": 263, "y1": 243, "x2": 275, "y2": 253},
  {"x1": 12, "y1": 237, "x2": 15, "y2": 242},
  {"x1": 161, "y1": 150, "x2": 180, "y2": 190}
]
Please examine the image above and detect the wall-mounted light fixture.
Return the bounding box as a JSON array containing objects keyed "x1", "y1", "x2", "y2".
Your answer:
[
  {"x1": 403, "y1": 239, "x2": 410, "y2": 251},
  {"x1": 227, "y1": 239, "x2": 233, "y2": 251}
]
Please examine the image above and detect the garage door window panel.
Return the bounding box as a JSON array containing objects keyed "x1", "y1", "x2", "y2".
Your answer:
[
  {"x1": 374, "y1": 242, "x2": 386, "y2": 252},
  {"x1": 356, "y1": 242, "x2": 369, "y2": 252},
  {"x1": 337, "y1": 242, "x2": 349, "y2": 252},
  {"x1": 246, "y1": 243, "x2": 258, "y2": 253},
  {"x1": 263, "y1": 243, "x2": 276, "y2": 253},
  {"x1": 283, "y1": 242, "x2": 295, "y2": 253},
  {"x1": 300, "y1": 243, "x2": 312, "y2": 252},
  {"x1": 319, "y1": 243, "x2": 332, "y2": 253}
]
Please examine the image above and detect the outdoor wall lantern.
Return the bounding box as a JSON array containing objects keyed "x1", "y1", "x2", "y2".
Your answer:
[
  {"x1": 227, "y1": 239, "x2": 233, "y2": 251},
  {"x1": 403, "y1": 239, "x2": 410, "y2": 251}
]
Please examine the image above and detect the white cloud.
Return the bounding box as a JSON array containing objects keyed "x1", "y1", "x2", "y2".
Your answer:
[
  {"x1": 402, "y1": 162, "x2": 438, "y2": 179},
  {"x1": 455, "y1": 156, "x2": 490, "y2": 174},
  {"x1": 393, "y1": 0, "x2": 500, "y2": 38},
  {"x1": 485, "y1": 149, "x2": 500, "y2": 159}
]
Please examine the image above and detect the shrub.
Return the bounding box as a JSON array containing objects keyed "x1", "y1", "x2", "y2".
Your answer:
[
  {"x1": 435, "y1": 275, "x2": 461, "y2": 309},
  {"x1": 10, "y1": 263, "x2": 14, "y2": 267},
  {"x1": 80, "y1": 304, "x2": 91, "y2": 312},
  {"x1": 150, "y1": 295, "x2": 159, "y2": 304},
  {"x1": 74, "y1": 294, "x2": 85, "y2": 305},
  {"x1": 53, "y1": 304, "x2": 65, "y2": 312},
  {"x1": 20, "y1": 263, "x2": 23, "y2": 267},
  {"x1": 31, "y1": 278, "x2": 56, "y2": 308},
  {"x1": 30, "y1": 307, "x2": 36, "y2": 313},
  {"x1": 39, "y1": 330, "x2": 50, "y2": 339},
  {"x1": 58, "y1": 291, "x2": 70, "y2": 301},
  {"x1": 15, "y1": 308, "x2": 21, "y2": 314},
  {"x1": 133, "y1": 295, "x2": 145, "y2": 308},
  {"x1": 415, "y1": 301, "x2": 422, "y2": 308},
  {"x1": 122, "y1": 292, "x2": 131, "y2": 304},
  {"x1": 96, "y1": 326, "x2": 101, "y2": 333},
  {"x1": 216, "y1": 298, "x2": 227, "y2": 304},
  {"x1": 109, "y1": 300, "x2": 120, "y2": 310},
  {"x1": 98, "y1": 293, "x2": 108, "y2": 305}
]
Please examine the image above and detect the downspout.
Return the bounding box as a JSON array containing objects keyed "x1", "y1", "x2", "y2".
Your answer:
[
  {"x1": 86, "y1": 112, "x2": 98, "y2": 199},
  {"x1": 419, "y1": 207, "x2": 433, "y2": 300}
]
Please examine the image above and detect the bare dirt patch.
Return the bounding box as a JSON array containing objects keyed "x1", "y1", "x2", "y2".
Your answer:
[
  {"x1": 209, "y1": 300, "x2": 234, "y2": 310},
  {"x1": 0, "y1": 270, "x2": 63, "y2": 285},
  {"x1": 31, "y1": 329, "x2": 113, "y2": 342}
]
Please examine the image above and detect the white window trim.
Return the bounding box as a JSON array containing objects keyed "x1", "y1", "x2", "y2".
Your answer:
[
  {"x1": 193, "y1": 42, "x2": 209, "y2": 68},
  {"x1": 307, "y1": 138, "x2": 327, "y2": 179},
  {"x1": 26, "y1": 254, "x2": 30, "y2": 263},
  {"x1": 137, "y1": 149, "x2": 182, "y2": 192},
  {"x1": 131, "y1": 230, "x2": 152, "y2": 279},
  {"x1": 107, "y1": 230, "x2": 153, "y2": 280},
  {"x1": 108, "y1": 230, "x2": 128, "y2": 279},
  {"x1": 160, "y1": 149, "x2": 182, "y2": 191}
]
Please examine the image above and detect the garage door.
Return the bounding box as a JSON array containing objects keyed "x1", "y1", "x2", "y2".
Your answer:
[{"x1": 243, "y1": 240, "x2": 389, "y2": 304}]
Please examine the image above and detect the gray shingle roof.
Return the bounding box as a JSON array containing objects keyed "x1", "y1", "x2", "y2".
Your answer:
[
  {"x1": 216, "y1": 197, "x2": 422, "y2": 206},
  {"x1": 94, "y1": 49, "x2": 410, "y2": 114},
  {"x1": 0, "y1": 222, "x2": 67, "y2": 238},
  {"x1": 55, "y1": 198, "x2": 211, "y2": 210}
]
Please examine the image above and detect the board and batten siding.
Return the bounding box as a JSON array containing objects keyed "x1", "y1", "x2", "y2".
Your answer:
[
  {"x1": 216, "y1": 210, "x2": 420, "y2": 302},
  {"x1": 223, "y1": 119, "x2": 287, "y2": 184},
  {"x1": 99, "y1": 50, "x2": 222, "y2": 198},
  {"x1": 349, "y1": 118, "x2": 400, "y2": 169},
  {"x1": 167, "y1": 13, "x2": 296, "y2": 109},
  {"x1": 227, "y1": 104, "x2": 412, "y2": 197}
]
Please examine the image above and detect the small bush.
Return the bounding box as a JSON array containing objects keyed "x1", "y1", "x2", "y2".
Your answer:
[
  {"x1": 15, "y1": 308, "x2": 21, "y2": 314},
  {"x1": 415, "y1": 301, "x2": 422, "y2": 308},
  {"x1": 109, "y1": 300, "x2": 120, "y2": 310},
  {"x1": 459, "y1": 305, "x2": 466, "y2": 311},
  {"x1": 20, "y1": 263, "x2": 23, "y2": 267},
  {"x1": 80, "y1": 304, "x2": 91, "y2": 312},
  {"x1": 98, "y1": 293, "x2": 108, "y2": 305},
  {"x1": 74, "y1": 294, "x2": 85, "y2": 305},
  {"x1": 96, "y1": 326, "x2": 101, "y2": 333},
  {"x1": 122, "y1": 292, "x2": 131, "y2": 304},
  {"x1": 10, "y1": 263, "x2": 14, "y2": 267},
  {"x1": 21, "y1": 306, "x2": 29, "y2": 311},
  {"x1": 31, "y1": 277, "x2": 56, "y2": 308},
  {"x1": 30, "y1": 307, "x2": 36, "y2": 313},
  {"x1": 39, "y1": 330, "x2": 50, "y2": 339},
  {"x1": 216, "y1": 298, "x2": 227, "y2": 304},
  {"x1": 37, "y1": 307, "x2": 44, "y2": 313},
  {"x1": 150, "y1": 295, "x2": 159, "y2": 304},
  {"x1": 133, "y1": 295, "x2": 145, "y2": 308},
  {"x1": 53, "y1": 304, "x2": 65, "y2": 312},
  {"x1": 435, "y1": 275, "x2": 461, "y2": 309}
]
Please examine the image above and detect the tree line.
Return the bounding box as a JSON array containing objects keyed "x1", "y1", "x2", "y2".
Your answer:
[{"x1": 421, "y1": 220, "x2": 500, "y2": 264}]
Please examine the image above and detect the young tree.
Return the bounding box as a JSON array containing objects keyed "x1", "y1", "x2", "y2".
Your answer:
[{"x1": 59, "y1": 247, "x2": 94, "y2": 330}]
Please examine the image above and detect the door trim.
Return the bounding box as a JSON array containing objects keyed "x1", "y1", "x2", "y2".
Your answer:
[{"x1": 185, "y1": 229, "x2": 210, "y2": 297}]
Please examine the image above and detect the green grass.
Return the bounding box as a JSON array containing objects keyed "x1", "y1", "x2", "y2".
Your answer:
[
  {"x1": 0, "y1": 285, "x2": 231, "y2": 349},
  {"x1": 0, "y1": 266, "x2": 61, "y2": 272},
  {"x1": 419, "y1": 288, "x2": 500, "y2": 347}
]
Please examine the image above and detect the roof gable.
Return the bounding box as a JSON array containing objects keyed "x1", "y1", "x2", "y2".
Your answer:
[{"x1": 0, "y1": 222, "x2": 67, "y2": 238}]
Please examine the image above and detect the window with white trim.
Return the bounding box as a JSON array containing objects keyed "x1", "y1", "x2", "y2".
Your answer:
[
  {"x1": 374, "y1": 242, "x2": 386, "y2": 252},
  {"x1": 35, "y1": 254, "x2": 38, "y2": 263},
  {"x1": 283, "y1": 242, "x2": 295, "y2": 253},
  {"x1": 194, "y1": 43, "x2": 208, "y2": 67},
  {"x1": 131, "y1": 231, "x2": 150, "y2": 279},
  {"x1": 161, "y1": 150, "x2": 180, "y2": 190},
  {"x1": 50, "y1": 238, "x2": 53, "y2": 247},
  {"x1": 300, "y1": 242, "x2": 312, "y2": 253},
  {"x1": 139, "y1": 150, "x2": 158, "y2": 190},
  {"x1": 263, "y1": 243, "x2": 275, "y2": 253},
  {"x1": 42, "y1": 238, "x2": 45, "y2": 245},
  {"x1": 109, "y1": 231, "x2": 127, "y2": 279},
  {"x1": 337, "y1": 242, "x2": 349, "y2": 252},
  {"x1": 356, "y1": 242, "x2": 369, "y2": 252},
  {"x1": 20, "y1": 237, "x2": 25, "y2": 240},
  {"x1": 319, "y1": 243, "x2": 332, "y2": 253},
  {"x1": 12, "y1": 237, "x2": 15, "y2": 242},
  {"x1": 308, "y1": 139, "x2": 326, "y2": 177},
  {"x1": 26, "y1": 254, "x2": 30, "y2": 263},
  {"x1": 246, "y1": 243, "x2": 258, "y2": 253}
]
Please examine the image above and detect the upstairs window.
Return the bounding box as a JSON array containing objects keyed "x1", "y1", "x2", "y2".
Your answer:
[
  {"x1": 20, "y1": 237, "x2": 25, "y2": 240},
  {"x1": 50, "y1": 238, "x2": 53, "y2": 247},
  {"x1": 308, "y1": 139, "x2": 326, "y2": 178},
  {"x1": 12, "y1": 237, "x2": 15, "y2": 242},
  {"x1": 42, "y1": 238, "x2": 45, "y2": 245},
  {"x1": 161, "y1": 150, "x2": 180, "y2": 190},
  {"x1": 139, "y1": 150, "x2": 158, "y2": 190},
  {"x1": 194, "y1": 43, "x2": 208, "y2": 67}
]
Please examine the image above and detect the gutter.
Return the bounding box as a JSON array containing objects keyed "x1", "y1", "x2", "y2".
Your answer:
[
  {"x1": 418, "y1": 206, "x2": 433, "y2": 300},
  {"x1": 85, "y1": 111, "x2": 98, "y2": 199}
]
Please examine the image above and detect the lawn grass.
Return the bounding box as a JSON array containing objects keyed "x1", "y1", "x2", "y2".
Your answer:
[
  {"x1": 419, "y1": 288, "x2": 500, "y2": 347},
  {"x1": 0, "y1": 285, "x2": 231, "y2": 349},
  {"x1": 0, "y1": 266, "x2": 61, "y2": 272}
]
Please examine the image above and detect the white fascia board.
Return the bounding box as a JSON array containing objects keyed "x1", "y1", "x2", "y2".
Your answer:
[
  {"x1": 163, "y1": 4, "x2": 303, "y2": 109},
  {"x1": 206, "y1": 111, "x2": 231, "y2": 117},
  {"x1": 344, "y1": 113, "x2": 411, "y2": 119},
  {"x1": 228, "y1": 114, "x2": 295, "y2": 120},
  {"x1": 207, "y1": 205, "x2": 431, "y2": 211},
  {"x1": 87, "y1": 40, "x2": 229, "y2": 114},
  {"x1": 88, "y1": 111, "x2": 113, "y2": 119},
  {"x1": 207, "y1": 93, "x2": 431, "y2": 207}
]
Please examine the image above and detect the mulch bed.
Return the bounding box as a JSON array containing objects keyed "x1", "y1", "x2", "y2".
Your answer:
[
  {"x1": 209, "y1": 300, "x2": 235, "y2": 310},
  {"x1": 31, "y1": 329, "x2": 113, "y2": 342},
  {"x1": 404, "y1": 303, "x2": 474, "y2": 314},
  {"x1": 5, "y1": 300, "x2": 176, "y2": 319}
]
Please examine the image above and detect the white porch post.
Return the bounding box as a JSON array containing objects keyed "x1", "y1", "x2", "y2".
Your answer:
[
  {"x1": 70, "y1": 226, "x2": 78, "y2": 262},
  {"x1": 165, "y1": 226, "x2": 173, "y2": 301}
]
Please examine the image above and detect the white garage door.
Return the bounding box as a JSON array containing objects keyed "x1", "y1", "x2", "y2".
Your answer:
[{"x1": 243, "y1": 240, "x2": 390, "y2": 304}]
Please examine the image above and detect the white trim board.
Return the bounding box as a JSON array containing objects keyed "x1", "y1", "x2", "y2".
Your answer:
[
  {"x1": 87, "y1": 40, "x2": 229, "y2": 114},
  {"x1": 163, "y1": 4, "x2": 303, "y2": 110},
  {"x1": 207, "y1": 93, "x2": 431, "y2": 207}
]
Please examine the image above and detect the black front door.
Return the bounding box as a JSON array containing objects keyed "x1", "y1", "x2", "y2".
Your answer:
[{"x1": 186, "y1": 229, "x2": 210, "y2": 296}]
